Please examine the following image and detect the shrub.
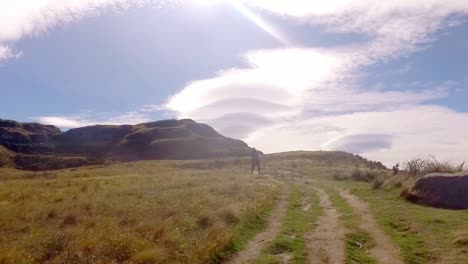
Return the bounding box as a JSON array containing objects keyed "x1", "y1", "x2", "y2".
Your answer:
[
  {"x1": 402, "y1": 156, "x2": 465, "y2": 177},
  {"x1": 196, "y1": 215, "x2": 213, "y2": 229},
  {"x1": 332, "y1": 170, "x2": 349, "y2": 181},
  {"x1": 351, "y1": 169, "x2": 371, "y2": 182},
  {"x1": 454, "y1": 235, "x2": 468, "y2": 247},
  {"x1": 61, "y1": 213, "x2": 79, "y2": 227},
  {"x1": 220, "y1": 209, "x2": 239, "y2": 225},
  {"x1": 47, "y1": 209, "x2": 57, "y2": 219},
  {"x1": 370, "y1": 176, "x2": 385, "y2": 190}
]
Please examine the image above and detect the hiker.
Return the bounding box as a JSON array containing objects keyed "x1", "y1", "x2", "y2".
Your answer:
[{"x1": 251, "y1": 148, "x2": 261, "y2": 174}]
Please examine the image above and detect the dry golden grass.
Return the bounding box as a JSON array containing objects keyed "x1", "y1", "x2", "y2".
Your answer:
[{"x1": 0, "y1": 160, "x2": 279, "y2": 263}]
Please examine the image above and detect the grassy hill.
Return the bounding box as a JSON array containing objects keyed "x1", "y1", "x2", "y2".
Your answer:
[
  {"x1": 0, "y1": 118, "x2": 251, "y2": 170},
  {"x1": 265, "y1": 151, "x2": 386, "y2": 170},
  {"x1": 0, "y1": 145, "x2": 14, "y2": 167}
]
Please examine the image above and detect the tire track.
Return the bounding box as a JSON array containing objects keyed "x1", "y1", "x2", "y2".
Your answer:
[
  {"x1": 306, "y1": 188, "x2": 346, "y2": 264},
  {"x1": 225, "y1": 185, "x2": 290, "y2": 264},
  {"x1": 337, "y1": 188, "x2": 404, "y2": 264}
]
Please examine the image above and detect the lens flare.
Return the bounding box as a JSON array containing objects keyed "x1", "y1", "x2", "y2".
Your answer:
[
  {"x1": 229, "y1": 0, "x2": 291, "y2": 46},
  {"x1": 193, "y1": 0, "x2": 291, "y2": 46}
]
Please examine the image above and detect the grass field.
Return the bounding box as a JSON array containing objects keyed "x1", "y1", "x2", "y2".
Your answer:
[
  {"x1": 340, "y1": 181, "x2": 468, "y2": 264},
  {"x1": 0, "y1": 160, "x2": 279, "y2": 263},
  {"x1": 0, "y1": 153, "x2": 467, "y2": 264}
]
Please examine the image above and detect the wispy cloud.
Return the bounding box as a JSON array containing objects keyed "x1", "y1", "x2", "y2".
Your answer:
[
  {"x1": 0, "y1": 0, "x2": 173, "y2": 60},
  {"x1": 164, "y1": 1, "x2": 468, "y2": 165},
  {"x1": 0, "y1": 45, "x2": 23, "y2": 62},
  {"x1": 4, "y1": 1, "x2": 468, "y2": 165},
  {"x1": 33, "y1": 106, "x2": 165, "y2": 129}
]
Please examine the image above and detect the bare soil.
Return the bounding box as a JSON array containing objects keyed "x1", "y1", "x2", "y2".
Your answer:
[{"x1": 225, "y1": 185, "x2": 290, "y2": 264}]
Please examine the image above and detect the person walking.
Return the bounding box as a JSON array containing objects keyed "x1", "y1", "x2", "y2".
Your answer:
[{"x1": 251, "y1": 148, "x2": 261, "y2": 174}]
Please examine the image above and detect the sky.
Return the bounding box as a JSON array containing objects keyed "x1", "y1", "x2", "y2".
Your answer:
[{"x1": 1, "y1": 0, "x2": 468, "y2": 166}]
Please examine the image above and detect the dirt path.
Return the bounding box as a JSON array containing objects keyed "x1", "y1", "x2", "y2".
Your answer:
[
  {"x1": 225, "y1": 185, "x2": 290, "y2": 264},
  {"x1": 306, "y1": 188, "x2": 346, "y2": 264},
  {"x1": 337, "y1": 188, "x2": 404, "y2": 264}
]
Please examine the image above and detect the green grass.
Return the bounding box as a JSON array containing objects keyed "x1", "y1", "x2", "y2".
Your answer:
[
  {"x1": 339, "y1": 181, "x2": 468, "y2": 264},
  {"x1": 324, "y1": 187, "x2": 377, "y2": 264},
  {"x1": 0, "y1": 160, "x2": 279, "y2": 263},
  {"x1": 255, "y1": 184, "x2": 321, "y2": 264}
]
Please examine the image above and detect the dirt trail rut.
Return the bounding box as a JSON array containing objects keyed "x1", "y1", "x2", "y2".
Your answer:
[
  {"x1": 225, "y1": 185, "x2": 290, "y2": 264},
  {"x1": 338, "y1": 188, "x2": 404, "y2": 264},
  {"x1": 306, "y1": 188, "x2": 346, "y2": 264}
]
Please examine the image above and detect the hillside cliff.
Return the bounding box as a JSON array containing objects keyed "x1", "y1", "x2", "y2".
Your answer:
[{"x1": 0, "y1": 118, "x2": 251, "y2": 170}]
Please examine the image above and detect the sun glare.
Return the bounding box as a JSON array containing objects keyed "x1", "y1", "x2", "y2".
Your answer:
[
  {"x1": 194, "y1": 0, "x2": 222, "y2": 6},
  {"x1": 193, "y1": 0, "x2": 290, "y2": 46}
]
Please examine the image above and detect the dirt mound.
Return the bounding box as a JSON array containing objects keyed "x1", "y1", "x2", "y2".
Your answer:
[{"x1": 405, "y1": 172, "x2": 468, "y2": 210}]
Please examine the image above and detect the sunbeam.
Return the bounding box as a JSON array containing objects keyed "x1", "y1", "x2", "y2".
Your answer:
[
  {"x1": 228, "y1": 0, "x2": 291, "y2": 46},
  {"x1": 193, "y1": 0, "x2": 291, "y2": 46}
]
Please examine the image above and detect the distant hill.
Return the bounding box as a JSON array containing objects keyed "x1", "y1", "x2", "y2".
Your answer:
[
  {"x1": 0, "y1": 118, "x2": 251, "y2": 170},
  {"x1": 265, "y1": 151, "x2": 387, "y2": 170}
]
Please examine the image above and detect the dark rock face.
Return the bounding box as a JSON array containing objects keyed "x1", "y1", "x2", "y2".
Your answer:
[
  {"x1": 0, "y1": 119, "x2": 60, "y2": 154},
  {"x1": 0, "y1": 118, "x2": 251, "y2": 170},
  {"x1": 405, "y1": 173, "x2": 468, "y2": 210}
]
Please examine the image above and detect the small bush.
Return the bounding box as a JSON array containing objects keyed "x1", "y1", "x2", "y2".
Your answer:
[
  {"x1": 46, "y1": 209, "x2": 57, "y2": 219},
  {"x1": 370, "y1": 176, "x2": 385, "y2": 190},
  {"x1": 402, "y1": 156, "x2": 464, "y2": 177},
  {"x1": 61, "y1": 213, "x2": 79, "y2": 227},
  {"x1": 196, "y1": 215, "x2": 213, "y2": 229},
  {"x1": 332, "y1": 170, "x2": 349, "y2": 181},
  {"x1": 220, "y1": 209, "x2": 239, "y2": 225},
  {"x1": 454, "y1": 235, "x2": 468, "y2": 247}
]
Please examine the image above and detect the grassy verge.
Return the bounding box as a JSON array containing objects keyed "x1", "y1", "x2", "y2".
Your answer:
[
  {"x1": 324, "y1": 186, "x2": 377, "y2": 264},
  {"x1": 0, "y1": 160, "x2": 279, "y2": 263},
  {"x1": 340, "y1": 181, "x2": 468, "y2": 264},
  {"x1": 255, "y1": 184, "x2": 321, "y2": 264}
]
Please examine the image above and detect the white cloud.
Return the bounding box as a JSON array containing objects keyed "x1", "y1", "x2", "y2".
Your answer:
[
  {"x1": 4, "y1": 0, "x2": 468, "y2": 166},
  {"x1": 36, "y1": 116, "x2": 91, "y2": 128},
  {"x1": 245, "y1": 0, "x2": 468, "y2": 61},
  {"x1": 0, "y1": 0, "x2": 174, "y2": 61},
  {"x1": 247, "y1": 106, "x2": 468, "y2": 166},
  {"x1": 34, "y1": 109, "x2": 155, "y2": 129},
  {"x1": 164, "y1": 0, "x2": 468, "y2": 165},
  {"x1": 0, "y1": 45, "x2": 23, "y2": 61}
]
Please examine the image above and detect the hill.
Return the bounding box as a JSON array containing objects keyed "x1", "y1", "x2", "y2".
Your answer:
[
  {"x1": 0, "y1": 118, "x2": 251, "y2": 170},
  {"x1": 265, "y1": 151, "x2": 387, "y2": 170},
  {"x1": 0, "y1": 145, "x2": 14, "y2": 167}
]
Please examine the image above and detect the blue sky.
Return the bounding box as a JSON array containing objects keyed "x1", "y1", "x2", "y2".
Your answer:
[{"x1": 1, "y1": 0, "x2": 468, "y2": 165}]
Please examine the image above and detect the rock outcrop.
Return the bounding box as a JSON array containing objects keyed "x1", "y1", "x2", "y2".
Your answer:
[
  {"x1": 0, "y1": 118, "x2": 251, "y2": 170},
  {"x1": 405, "y1": 172, "x2": 468, "y2": 210}
]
